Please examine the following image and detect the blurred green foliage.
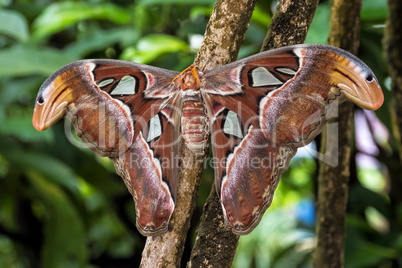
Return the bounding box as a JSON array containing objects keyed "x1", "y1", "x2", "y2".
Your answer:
[{"x1": 0, "y1": 0, "x2": 399, "y2": 267}]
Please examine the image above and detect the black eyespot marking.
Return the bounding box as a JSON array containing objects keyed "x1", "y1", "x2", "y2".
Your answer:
[
  {"x1": 366, "y1": 74, "x2": 374, "y2": 83},
  {"x1": 38, "y1": 96, "x2": 44, "y2": 104}
]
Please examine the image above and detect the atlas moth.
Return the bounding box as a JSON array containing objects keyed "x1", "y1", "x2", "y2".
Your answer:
[{"x1": 33, "y1": 44, "x2": 383, "y2": 236}]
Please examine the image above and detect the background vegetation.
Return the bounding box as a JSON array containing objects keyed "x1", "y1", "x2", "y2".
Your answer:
[{"x1": 0, "y1": 0, "x2": 398, "y2": 267}]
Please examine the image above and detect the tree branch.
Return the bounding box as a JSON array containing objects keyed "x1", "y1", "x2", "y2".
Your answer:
[
  {"x1": 314, "y1": 0, "x2": 362, "y2": 267},
  {"x1": 261, "y1": 0, "x2": 319, "y2": 50},
  {"x1": 194, "y1": 0, "x2": 257, "y2": 70},
  {"x1": 385, "y1": 0, "x2": 402, "y2": 162},
  {"x1": 384, "y1": 0, "x2": 402, "y2": 231}
]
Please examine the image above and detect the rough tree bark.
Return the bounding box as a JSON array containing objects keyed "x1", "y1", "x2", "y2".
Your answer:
[
  {"x1": 188, "y1": 0, "x2": 319, "y2": 267},
  {"x1": 194, "y1": 0, "x2": 257, "y2": 71},
  {"x1": 384, "y1": 0, "x2": 402, "y2": 233},
  {"x1": 262, "y1": 0, "x2": 319, "y2": 50},
  {"x1": 385, "y1": 0, "x2": 402, "y2": 161},
  {"x1": 314, "y1": 0, "x2": 362, "y2": 267}
]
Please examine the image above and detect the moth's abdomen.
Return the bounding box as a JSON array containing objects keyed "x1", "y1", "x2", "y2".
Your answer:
[{"x1": 181, "y1": 94, "x2": 209, "y2": 155}]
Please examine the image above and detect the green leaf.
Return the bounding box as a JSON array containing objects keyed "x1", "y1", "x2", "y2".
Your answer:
[
  {"x1": 32, "y1": 2, "x2": 132, "y2": 39},
  {"x1": 0, "y1": 9, "x2": 29, "y2": 41},
  {"x1": 138, "y1": 0, "x2": 214, "y2": 5},
  {"x1": 66, "y1": 27, "x2": 140, "y2": 57},
  {"x1": 345, "y1": 237, "x2": 398, "y2": 268},
  {"x1": 305, "y1": 4, "x2": 330, "y2": 44},
  {"x1": 120, "y1": 34, "x2": 188, "y2": 63},
  {"x1": 0, "y1": 45, "x2": 78, "y2": 76},
  {"x1": 0, "y1": 115, "x2": 54, "y2": 143},
  {"x1": 250, "y1": 5, "x2": 271, "y2": 27},
  {"x1": 0, "y1": 236, "x2": 25, "y2": 268},
  {"x1": 234, "y1": 208, "x2": 314, "y2": 268},
  {"x1": 28, "y1": 173, "x2": 87, "y2": 268},
  {"x1": 0, "y1": 76, "x2": 43, "y2": 125},
  {"x1": 361, "y1": 0, "x2": 388, "y2": 21},
  {"x1": 4, "y1": 150, "x2": 78, "y2": 192}
]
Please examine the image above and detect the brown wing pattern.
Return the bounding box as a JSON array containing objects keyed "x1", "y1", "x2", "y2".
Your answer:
[
  {"x1": 32, "y1": 59, "x2": 180, "y2": 236},
  {"x1": 202, "y1": 44, "x2": 383, "y2": 235},
  {"x1": 113, "y1": 95, "x2": 181, "y2": 235}
]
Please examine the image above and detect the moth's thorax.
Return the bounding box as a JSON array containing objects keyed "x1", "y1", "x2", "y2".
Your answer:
[
  {"x1": 181, "y1": 72, "x2": 199, "y2": 91},
  {"x1": 173, "y1": 65, "x2": 201, "y2": 92}
]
